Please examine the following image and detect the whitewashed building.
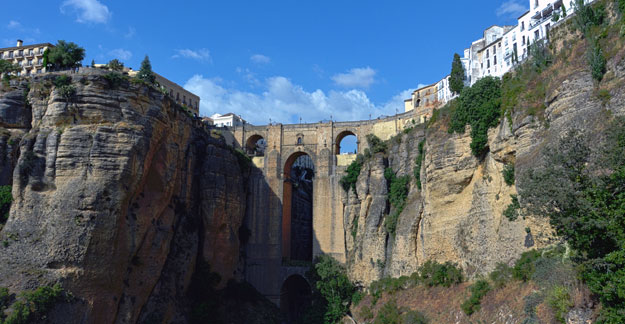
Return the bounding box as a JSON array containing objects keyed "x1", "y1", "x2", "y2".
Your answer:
[{"x1": 211, "y1": 113, "x2": 248, "y2": 127}]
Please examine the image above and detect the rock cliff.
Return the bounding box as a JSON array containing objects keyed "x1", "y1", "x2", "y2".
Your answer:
[{"x1": 0, "y1": 71, "x2": 249, "y2": 323}]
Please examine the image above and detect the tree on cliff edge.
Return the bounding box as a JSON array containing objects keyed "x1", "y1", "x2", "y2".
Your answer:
[
  {"x1": 47, "y1": 40, "x2": 85, "y2": 70},
  {"x1": 450, "y1": 53, "x2": 466, "y2": 95},
  {"x1": 137, "y1": 55, "x2": 155, "y2": 84}
]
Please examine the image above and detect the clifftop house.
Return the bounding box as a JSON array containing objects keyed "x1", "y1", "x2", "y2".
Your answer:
[{"x1": 0, "y1": 40, "x2": 54, "y2": 77}]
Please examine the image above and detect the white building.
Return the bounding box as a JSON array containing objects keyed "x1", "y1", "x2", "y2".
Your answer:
[
  {"x1": 435, "y1": 75, "x2": 453, "y2": 105},
  {"x1": 210, "y1": 113, "x2": 247, "y2": 127}
]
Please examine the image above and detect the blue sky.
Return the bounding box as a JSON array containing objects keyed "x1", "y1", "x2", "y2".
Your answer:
[{"x1": 1, "y1": 0, "x2": 529, "y2": 125}]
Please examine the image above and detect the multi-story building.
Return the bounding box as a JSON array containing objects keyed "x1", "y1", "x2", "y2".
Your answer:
[
  {"x1": 0, "y1": 40, "x2": 54, "y2": 77},
  {"x1": 210, "y1": 113, "x2": 248, "y2": 127},
  {"x1": 436, "y1": 75, "x2": 453, "y2": 106},
  {"x1": 404, "y1": 83, "x2": 438, "y2": 122}
]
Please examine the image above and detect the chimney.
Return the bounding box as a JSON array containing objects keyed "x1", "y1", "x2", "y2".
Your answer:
[{"x1": 16, "y1": 39, "x2": 23, "y2": 47}]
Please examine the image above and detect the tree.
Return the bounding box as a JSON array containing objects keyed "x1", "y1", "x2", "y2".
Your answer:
[
  {"x1": 107, "y1": 59, "x2": 124, "y2": 71},
  {"x1": 90, "y1": 59, "x2": 95, "y2": 68},
  {"x1": 137, "y1": 55, "x2": 155, "y2": 84},
  {"x1": 47, "y1": 40, "x2": 85, "y2": 70},
  {"x1": 0, "y1": 60, "x2": 19, "y2": 76},
  {"x1": 450, "y1": 53, "x2": 466, "y2": 95}
]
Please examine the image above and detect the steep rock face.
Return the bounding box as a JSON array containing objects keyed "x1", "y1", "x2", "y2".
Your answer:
[
  {"x1": 0, "y1": 72, "x2": 247, "y2": 323},
  {"x1": 344, "y1": 40, "x2": 625, "y2": 286}
]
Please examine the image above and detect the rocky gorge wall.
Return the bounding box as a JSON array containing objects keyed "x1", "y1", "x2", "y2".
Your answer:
[
  {"x1": 343, "y1": 29, "x2": 625, "y2": 286},
  {"x1": 0, "y1": 71, "x2": 248, "y2": 323}
]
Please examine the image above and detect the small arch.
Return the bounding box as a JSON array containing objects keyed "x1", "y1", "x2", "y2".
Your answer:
[
  {"x1": 296, "y1": 133, "x2": 304, "y2": 146},
  {"x1": 416, "y1": 99, "x2": 421, "y2": 107},
  {"x1": 335, "y1": 130, "x2": 358, "y2": 155},
  {"x1": 280, "y1": 275, "x2": 311, "y2": 323},
  {"x1": 245, "y1": 134, "x2": 266, "y2": 156}
]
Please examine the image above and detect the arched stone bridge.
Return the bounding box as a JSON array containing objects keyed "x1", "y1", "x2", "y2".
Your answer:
[{"x1": 222, "y1": 110, "x2": 417, "y2": 305}]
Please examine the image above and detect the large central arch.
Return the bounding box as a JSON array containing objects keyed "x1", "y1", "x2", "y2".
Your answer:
[{"x1": 282, "y1": 152, "x2": 315, "y2": 262}]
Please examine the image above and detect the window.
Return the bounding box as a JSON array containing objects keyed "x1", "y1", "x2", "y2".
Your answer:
[
  {"x1": 486, "y1": 49, "x2": 489, "y2": 58},
  {"x1": 487, "y1": 60, "x2": 490, "y2": 68},
  {"x1": 535, "y1": 30, "x2": 540, "y2": 39},
  {"x1": 522, "y1": 36, "x2": 526, "y2": 45},
  {"x1": 521, "y1": 22, "x2": 525, "y2": 31},
  {"x1": 8, "y1": 52, "x2": 13, "y2": 58},
  {"x1": 39, "y1": 48, "x2": 44, "y2": 54},
  {"x1": 494, "y1": 56, "x2": 497, "y2": 65},
  {"x1": 28, "y1": 49, "x2": 33, "y2": 56},
  {"x1": 494, "y1": 46, "x2": 497, "y2": 54},
  {"x1": 37, "y1": 58, "x2": 42, "y2": 65},
  {"x1": 534, "y1": 0, "x2": 539, "y2": 9},
  {"x1": 27, "y1": 59, "x2": 32, "y2": 66},
  {"x1": 297, "y1": 137, "x2": 303, "y2": 145},
  {"x1": 18, "y1": 50, "x2": 23, "y2": 57},
  {"x1": 36, "y1": 69, "x2": 42, "y2": 74}
]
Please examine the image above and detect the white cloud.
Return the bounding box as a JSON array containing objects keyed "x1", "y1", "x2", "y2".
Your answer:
[
  {"x1": 61, "y1": 0, "x2": 111, "y2": 24},
  {"x1": 7, "y1": 21, "x2": 21, "y2": 29},
  {"x1": 250, "y1": 54, "x2": 271, "y2": 64},
  {"x1": 184, "y1": 75, "x2": 409, "y2": 125},
  {"x1": 331, "y1": 67, "x2": 376, "y2": 88},
  {"x1": 496, "y1": 0, "x2": 527, "y2": 18},
  {"x1": 108, "y1": 48, "x2": 132, "y2": 61},
  {"x1": 124, "y1": 26, "x2": 136, "y2": 39},
  {"x1": 172, "y1": 49, "x2": 211, "y2": 62}
]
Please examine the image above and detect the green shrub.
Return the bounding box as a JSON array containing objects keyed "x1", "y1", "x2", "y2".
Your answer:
[
  {"x1": 414, "y1": 140, "x2": 426, "y2": 189},
  {"x1": 366, "y1": 134, "x2": 387, "y2": 154},
  {"x1": 384, "y1": 170, "x2": 410, "y2": 237},
  {"x1": 503, "y1": 163, "x2": 515, "y2": 186},
  {"x1": 587, "y1": 41, "x2": 607, "y2": 82},
  {"x1": 419, "y1": 260, "x2": 463, "y2": 287},
  {"x1": 489, "y1": 262, "x2": 514, "y2": 289},
  {"x1": 572, "y1": 0, "x2": 606, "y2": 35},
  {"x1": 503, "y1": 194, "x2": 521, "y2": 221},
  {"x1": 58, "y1": 85, "x2": 76, "y2": 101},
  {"x1": 359, "y1": 304, "x2": 374, "y2": 321},
  {"x1": 102, "y1": 72, "x2": 126, "y2": 89},
  {"x1": 529, "y1": 40, "x2": 554, "y2": 72},
  {"x1": 4, "y1": 284, "x2": 65, "y2": 324},
  {"x1": 402, "y1": 310, "x2": 428, "y2": 324},
  {"x1": 306, "y1": 255, "x2": 355, "y2": 324},
  {"x1": 53, "y1": 75, "x2": 71, "y2": 87},
  {"x1": 501, "y1": 72, "x2": 524, "y2": 127},
  {"x1": 351, "y1": 215, "x2": 359, "y2": 241},
  {"x1": 340, "y1": 155, "x2": 363, "y2": 194},
  {"x1": 461, "y1": 279, "x2": 491, "y2": 316},
  {"x1": 351, "y1": 291, "x2": 363, "y2": 306},
  {"x1": 374, "y1": 299, "x2": 401, "y2": 324},
  {"x1": 547, "y1": 285, "x2": 573, "y2": 324},
  {"x1": 0, "y1": 185, "x2": 11, "y2": 225},
  {"x1": 449, "y1": 76, "x2": 502, "y2": 157},
  {"x1": 107, "y1": 59, "x2": 124, "y2": 71},
  {"x1": 597, "y1": 88, "x2": 611, "y2": 106},
  {"x1": 513, "y1": 250, "x2": 541, "y2": 281}
]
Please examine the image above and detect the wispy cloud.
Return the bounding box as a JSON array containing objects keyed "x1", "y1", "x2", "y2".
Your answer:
[
  {"x1": 331, "y1": 67, "x2": 377, "y2": 88},
  {"x1": 172, "y1": 49, "x2": 211, "y2": 62},
  {"x1": 184, "y1": 75, "x2": 408, "y2": 124},
  {"x1": 108, "y1": 48, "x2": 132, "y2": 61},
  {"x1": 124, "y1": 27, "x2": 136, "y2": 39},
  {"x1": 7, "y1": 21, "x2": 21, "y2": 29},
  {"x1": 496, "y1": 0, "x2": 527, "y2": 18},
  {"x1": 250, "y1": 54, "x2": 271, "y2": 64},
  {"x1": 61, "y1": 0, "x2": 112, "y2": 24}
]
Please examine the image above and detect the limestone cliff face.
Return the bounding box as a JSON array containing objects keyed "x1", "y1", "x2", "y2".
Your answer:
[
  {"x1": 344, "y1": 41, "x2": 625, "y2": 286},
  {"x1": 0, "y1": 72, "x2": 247, "y2": 323}
]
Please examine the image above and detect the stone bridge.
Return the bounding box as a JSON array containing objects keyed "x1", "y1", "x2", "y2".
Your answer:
[{"x1": 221, "y1": 110, "x2": 418, "y2": 306}]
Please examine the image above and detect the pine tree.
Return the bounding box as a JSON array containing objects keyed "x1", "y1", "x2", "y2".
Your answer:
[
  {"x1": 450, "y1": 53, "x2": 466, "y2": 95},
  {"x1": 137, "y1": 55, "x2": 155, "y2": 84},
  {"x1": 91, "y1": 59, "x2": 95, "y2": 68}
]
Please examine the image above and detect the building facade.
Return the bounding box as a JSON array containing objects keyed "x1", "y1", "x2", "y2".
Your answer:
[
  {"x1": 404, "y1": 83, "x2": 438, "y2": 123},
  {"x1": 211, "y1": 113, "x2": 248, "y2": 127},
  {"x1": 0, "y1": 40, "x2": 54, "y2": 77}
]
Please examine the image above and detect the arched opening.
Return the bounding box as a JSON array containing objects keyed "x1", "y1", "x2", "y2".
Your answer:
[
  {"x1": 245, "y1": 134, "x2": 266, "y2": 156},
  {"x1": 282, "y1": 152, "x2": 314, "y2": 262},
  {"x1": 280, "y1": 275, "x2": 312, "y2": 323},
  {"x1": 335, "y1": 131, "x2": 357, "y2": 155}
]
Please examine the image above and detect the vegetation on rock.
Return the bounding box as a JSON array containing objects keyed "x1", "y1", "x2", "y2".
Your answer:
[
  {"x1": 47, "y1": 40, "x2": 85, "y2": 70},
  {"x1": 303, "y1": 255, "x2": 355, "y2": 324},
  {"x1": 413, "y1": 140, "x2": 426, "y2": 189},
  {"x1": 0, "y1": 284, "x2": 66, "y2": 324},
  {"x1": 340, "y1": 155, "x2": 363, "y2": 194},
  {"x1": 384, "y1": 168, "x2": 410, "y2": 237},
  {"x1": 449, "y1": 53, "x2": 465, "y2": 95},
  {"x1": 461, "y1": 279, "x2": 491, "y2": 316},
  {"x1": 137, "y1": 55, "x2": 156, "y2": 84}
]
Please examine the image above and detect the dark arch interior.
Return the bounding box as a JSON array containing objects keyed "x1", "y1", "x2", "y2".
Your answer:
[
  {"x1": 335, "y1": 131, "x2": 357, "y2": 155},
  {"x1": 245, "y1": 135, "x2": 266, "y2": 156},
  {"x1": 282, "y1": 153, "x2": 314, "y2": 262},
  {"x1": 280, "y1": 275, "x2": 311, "y2": 323}
]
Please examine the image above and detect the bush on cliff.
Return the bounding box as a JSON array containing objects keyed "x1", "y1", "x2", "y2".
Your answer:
[
  {"x1": 0, "y1": 185, "x2": 11, "y2": 226},
  {"x1": 384, "y1": 168, "x2": 410, "y2": 237},
  {"x1": 304, "y1": 255, "x2": 355, "y2": 324},
  {"x1": 449, "y1": 76, "x2": 502, "y2": 157},
  {"x1": 461, "y1": 279, "x2": 491, "y2": 316},
  {"x1": 518, "y1": 117, "x2": 625, "y2": 322},
  {"x1": 2, "y1": 284, "x2": 65, "y2": 324},
  {"x1": 340, "y1": 155, "x2": 364, "y2": 194}
]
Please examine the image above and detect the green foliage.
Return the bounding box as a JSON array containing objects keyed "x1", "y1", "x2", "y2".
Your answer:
[
  {"x1": 402, "y1": 310, "x2": 428, "y2": 324},
  {"x1": 305, "y1": 255, "x2": 355, "y2": 324},
  {"x1": 359, "y1": 304, "x2": 374, "y2": 321},
  {"x1": 3, "y1": 284, "x2": 64, "y2": 324},
  {"x1": 501, "y1": 72, "x2": 523, "y2": 127},
  {"x1": 58, "y1": 85, "x2": 76, "y2": 101},
  {"x1": 547, "y1": 285, "x2": 573, "y2": 324},
  {"x1": 107, "y1": 59, "x2": 124, "y2": 71},
  {"x1": 503, "y1": 163, "x2": 515, "y2": 186},
  {"x1": 489, "y1": 262, "x2": 514, "y2": 289},
  {"x1": 448, "y1": 76, "x2": 502, "y2": 157},
  {"x1": 137, "y1": 55, "x2": 156, "y2": 84},
  {"x1": 374, "y1": 299, "x2": 401, "y2": 324},
  {"x1": 340, "y1": 155, "x2": 363, "y2": 193},
  {"x1": 366, "y1": 134, "x2": 387, "y2": 154},
  {"x1": 47, "y1": 40, "x2": 85, "y2": 69},
  {"x1": 102, "y1": 72, "x2": 126, "y2": 90},
  {"x1": 529, "y1": 40, "x2": 553, "y2": 72},
  {"x1": 231, "y1": 148, "x2": 252, "y2": 174},
  {"x1": 587, "y1": 40, "x2": 607, "y2": 82},
  {"x1": 53, "y1": 75, "x2": 71, "y2": 87},
  {"x1": 0, "y1": 60, "x2": 19, "y2": 77},
  {"x1": 503, "y1": 194, "x2": 520, "y2": 221},
  {"x1": 0, "y1": 185, "x2": 12, "y2": 226},
  {"x1": 384, "y1": 169, "x2": 410, "y2": 237},
  {"x1": 513, "y1": 250, "x2": 541, "y2": 282},
  {"x1": 414, "y1": 140, "x2": 425, "y2": 189},
  {"x1": 597, "y1": 88, "x2": 611, "y2": 106},
  {"x1": 450, "y1": 53, "x2": 465, "y2": 95},
  {"x1": 418, "y1": 260, "x2": 463, "y2": 287},
  {"x1": 461, "y1": 279, "x2": 491, "y2": 316},
  {"x1": 351, "y1": 215, "x2": 359, "y2": 241},
  {"x1": 572, "y1": 0, "x2": 606, "y2": 35},
  {"x1": 351, "y1": 291, "x2": 363, "y2": 306}
]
